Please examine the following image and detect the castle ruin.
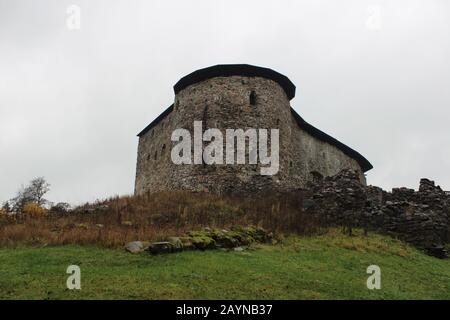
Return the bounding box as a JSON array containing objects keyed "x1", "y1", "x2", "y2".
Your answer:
[{"x1": 135, "y1": 64, "x2": 372, "y2": 195}]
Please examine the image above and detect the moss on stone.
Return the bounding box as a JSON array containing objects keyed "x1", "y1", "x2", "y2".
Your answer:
[
  {"x1": 233, "y1": 225, "x2": 270, "y2": 243},
  {"x1": 166, "y1": 237, "x2": 183, "y2": 252},
  {"x1": 179, "y1": 236, "x2": 195, "y2": 251},
  {"x1": 186, "y1": 231, "x2": 216, "y2": 250},
  {"x1": 210, "y1": 230, "x2": 241, "y2": 248}
]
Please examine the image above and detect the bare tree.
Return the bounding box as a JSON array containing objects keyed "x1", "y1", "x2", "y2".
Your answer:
[
  {"x1": 1, "y1": 201, "x2": 11, "y2": 213},
  {"x1": 10, "y1": 177, "x2": 51, "y2": 212},
  {"x1": 27, "y1": 177, "x2": 50, "y2": 206}
]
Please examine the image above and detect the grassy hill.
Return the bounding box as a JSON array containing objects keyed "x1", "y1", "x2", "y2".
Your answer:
[{"x1": 0, "y1": 229, "x2": 449, "y2": 300}]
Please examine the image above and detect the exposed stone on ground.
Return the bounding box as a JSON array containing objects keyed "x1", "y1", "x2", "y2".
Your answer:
[
  {"x1": 179, "y1": 236, "x2": 195, "y2": 251},
  {"x1": 187, "y1": 231, "x2": 217, "y2": 250},
  {"x1": 234, "y1": 225, "x2": 273, "y2": 243},
  {"x1": 210, "y1": 229, "x2": 240, "y2": 248},
  {"x1": 125, "y1": 241, "x2": 144, "y2": 253},
  {"x1": 125, "y1": 226, "x2": 271, "y2": 255},
  {"x1": 149, "y1": 242, "x2": 173, "y2": 255},
  {"x1": 166, "y1": 237, "x2": 183, "y2": 252}
]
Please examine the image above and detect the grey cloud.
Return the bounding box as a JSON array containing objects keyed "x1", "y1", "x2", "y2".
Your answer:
[{"x1": 1, "y1": 0, "x2": 450, "y2": 204}]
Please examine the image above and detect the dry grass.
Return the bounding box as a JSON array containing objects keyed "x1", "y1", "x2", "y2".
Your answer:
[{"x1": 0, "y1": 191, "x2": 321, "y2": 247}]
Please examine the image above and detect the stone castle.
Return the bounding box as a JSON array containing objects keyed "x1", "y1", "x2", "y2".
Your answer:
[{"x1": 135, "y1": 64, "x2": 372, "y2": 195}]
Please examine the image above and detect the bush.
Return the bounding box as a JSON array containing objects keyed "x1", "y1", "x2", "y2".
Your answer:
[
  {"x1": 50, "y1": 202, "x2": 71, "y2": 213},
  {"x1": 22, "y1": 203, "x2": 49, "y2": 217}
]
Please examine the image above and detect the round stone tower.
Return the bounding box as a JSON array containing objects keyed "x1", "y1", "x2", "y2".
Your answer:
[{"x1": 135, "y1": 64, "x2": 372, "y2": 195}]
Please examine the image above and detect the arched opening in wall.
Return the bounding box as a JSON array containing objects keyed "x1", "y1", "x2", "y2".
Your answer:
[
  {"x1": 249, "y1": 90, "x2": 256, "y2": 106},
  {"x1": 162, "y1": 144, "x2": 166, "y2": 153},
  {"x1": 310, "y1": 171, "x2": 323, "y2": 183},
  {"x1": 154, "y1": 151, "x2": 157, "y2": 160},
  {"x1": 147, "y1": 154, "x2": 151, "y2": 161}
]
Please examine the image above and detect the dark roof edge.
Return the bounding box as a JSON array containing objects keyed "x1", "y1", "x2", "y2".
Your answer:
[
  {"x1": 136, "y1": 104, "x2": 373, "y2": 172},
  {"x1": 290, "y1": 108, "x2": 373, "y2": 172},
  {"x1": 136, "y1": 104, "x2": 174, "y2": 137},
  {"x1": 173, "y1": 64, "x2": 296, "y2": 100}
]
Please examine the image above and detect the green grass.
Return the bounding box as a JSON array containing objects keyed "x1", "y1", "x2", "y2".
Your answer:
[{"x1": 1, "y1": 229, "x2": 449, "y2": 299}]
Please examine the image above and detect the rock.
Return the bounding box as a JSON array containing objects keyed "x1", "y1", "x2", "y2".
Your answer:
[
  {"x1": 121, "y1": 221, "x2": 133, "y2": 227},
  {"x1": 191, "y1": 236, "x2": 216, "y2": 250},
  {"x1": 125, "y1": 241, "x2": 144, "y2": 253},
  {"x1": 235, "y1": 226, "x2": 270, "y2": 243},
  {"x1": 149, "y1": 242, "x2": 173, "y2": 255},
  {"x1": 187, "y1": 231, "x2": 216, "y2": 250},
  {"x1": 419, "y1": 178, "x2": 440, "y2": 193},
  {"x1": 179, "y1": 237, "x2": 195, "y2": 251},
  {"x1": 75, "y1": 223, "x2": 89, "y2": 229},
  {"x1": 126, "y1": 226, "x2": 272, "y2": 256},
  {"x1": 166, "y1": 237, "x2": 183, "y2": 252},
  {"x1": 95, "y1": 224, "x2": 104, "y2": 229},
  {"x1": 426, "y1": 245, "x2": 448, "y2": 259},
  {"x1": 211, "y1": 230, "x2": 241, "y2": 248},
  {"x1": 233, "y1": 246, "x2": 246, "y2": 252}
]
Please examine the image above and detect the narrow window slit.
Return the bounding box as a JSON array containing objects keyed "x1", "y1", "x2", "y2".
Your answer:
[{"x1": 249, "y1": 91, "x2": 257, "y2": 105}]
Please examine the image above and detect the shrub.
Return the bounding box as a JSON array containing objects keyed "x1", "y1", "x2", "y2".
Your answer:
[
  {"x1": 22, "y1": 203, "x2": 49, "y2": 217},
  {"x1": 50, "y1": 202, "x2": 71, "y2": 213}
]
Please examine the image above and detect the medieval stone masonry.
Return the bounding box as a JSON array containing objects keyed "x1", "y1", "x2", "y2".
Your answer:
[{"x1": 135, "y1": 64, "x2": 372, "y2": 195}]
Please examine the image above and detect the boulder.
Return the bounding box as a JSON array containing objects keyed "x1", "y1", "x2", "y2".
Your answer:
[
  {"x1": 234, "y1": 226, "x2": 271, "y2": 243},
  {"x1": 149, "y1": 241, "x2": 173, "y2": 255},
  {"x1": 187, "y1": 231, "x2": 216, "y2": 250},
  {"x1": 179, "y1": 236, "x2": 195, "y2": 251},
  {"x1": 426, "y1": 245, "x2": 448, "y2": 259},
  {"x1": 209, "y1": 229, "x2": 241, "y2": 248},
  {"x1": 166, "y1": 237, "x2": 183, "y2": 252},
  {"x1": 125, "y1": 241, "x2": 144, "y2": 253}
]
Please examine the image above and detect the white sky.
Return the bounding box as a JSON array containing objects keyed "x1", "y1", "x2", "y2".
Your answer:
[{"x1": 1, "y1": 0, "x2": 450, "y2": 205}]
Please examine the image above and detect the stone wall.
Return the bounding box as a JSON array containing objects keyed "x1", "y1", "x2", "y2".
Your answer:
[
  {"x1": 135, "y1": 75, "x2": 366, "y2": 195},
  {"x1": 286, "y1": 118, "x2": 365, "y2": 190},
  {"x1": 304, "y1": 170, "x2": 450, "y2": 258}
]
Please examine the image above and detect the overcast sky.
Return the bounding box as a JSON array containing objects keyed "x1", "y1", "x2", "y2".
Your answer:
[{"x1": 1, "y1": 0, "x2": 450, "y2": 205}]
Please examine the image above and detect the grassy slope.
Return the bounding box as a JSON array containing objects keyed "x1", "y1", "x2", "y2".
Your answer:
[{"x1": 1, "y1": 229, "x2": 449, "y2": 300}]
